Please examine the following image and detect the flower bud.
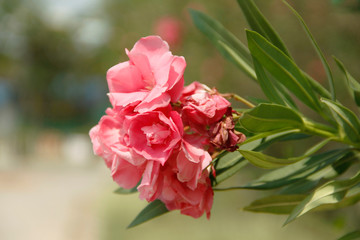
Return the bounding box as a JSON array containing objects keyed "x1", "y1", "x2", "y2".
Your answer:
[{"x1": 208, "y1": 108, "x2": 246, "y2": 151}]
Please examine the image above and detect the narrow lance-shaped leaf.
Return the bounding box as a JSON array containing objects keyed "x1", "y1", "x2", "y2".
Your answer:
[
  {"x1": 280, "y1": 152, "x2": 357, "y2": 194},
  {"x1": 279, "y1": 178, "x2": 322, "y2": 195},
  {"x1": 189, "y1": 10, "x2": 256, "y2": 80},
  {"x1": 217, "y1": 41, "x2": 257, "y2": 80},
  {"x1": 304, "y1": 72, "x2": 332, "y2": 99},
  {"x1": 215, "y1": 131, "x2": 302, "y2": 184},
  {"x1": 316, "y1": 186, "x2": 360, "y2": 211},
  {"x1": 321, "y1": 98, "x2": 360, "y2": 144},
  {"x1": 244, "y1": 194, "x2": 306, "y2": 214},
  {"x1": 246, "y1": 30, "x2": 321, "y2": 111},
  {"x1": 189, "y1": 9, "x2": 251, "y2": 62},
  {"x1": 239, "y1": 150, "x2": 301, "y2": 169},
  {"x1": 245, "y1": 186, "x2": 360, "y2": 215},
  {"x1": 114, "y1": 186, "x2": 138, "y2": 194},
  {"x1": 333, "y1": 56, "x2": 360, "y2": 107},
  {"x1": 285, "y1": 170, "x2": 360, "y2": 225},
  {"x1": 236, "y1": 0, "x2": 332, "y2": 100},
  {"x1": 214, "y1": 144, "x2": 253, "y2": 184},
  {"x1": 237, "y1": 0, "x2": 291, "y2": 57},
  {"x1": 338, "y1": 230, "x2": 360, "y2": 240},
  {"x1": 127, "y1": 200, "x2": 169, "y2": 228},
  {"x1": 213, "y1": 149, "x2": 350, "y2": 190},
  {"x1": 239, "y1": 138, "x2": 330, "y2": 169},
  {"x1": 241, "y1": 129, "x2": 301, "y2": 146},
  {"x1": 253, "y1": 57, "x2": 294, "y2": 107},
  {"x1": 283, "y1": 0, "x2": 336, "y2": 100},
  {"x1": 240, "y1": 103, "x2": 304, "y2": 133}
]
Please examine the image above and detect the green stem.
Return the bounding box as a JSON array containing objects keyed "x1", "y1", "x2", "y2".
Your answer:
[
  {"x1": 303, "y1": 118, "x2": 336, "y2": 139},
  {"x1": 223, "y1": 93, "x2": 255, "y2": 108},
  {"x1": 302, "y1": 118, "x2": 360, "y2": 147}
]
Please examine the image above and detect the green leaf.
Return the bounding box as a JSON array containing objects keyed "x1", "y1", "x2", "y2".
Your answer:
[
  {"x1": 213, "y1": 149, "x2": 350, "y2": 191},
  {"x1": 246, "y1": 97, "x2": 271, "y2": 105},
  {"x1": 283, "y1": 0, "x2": 336, "y2": 100},
  {"x1": 246, "y1": 149, "x2": 349, "y2": 190},
  {"x1": 217, "y1": 41, "x2": 257, "y2": 80},
  {"x1": 333, "y1": 56, "x2": 360, "y2": 107},
  {"x1": 214, "y1": 151, "x2": 248, "y2": 184},
  {"x1": 189, "y1": 9, "x2": 256, "y2": 80},
  {"x1": 316, "y1": 186, "x2": 360, "y2": 211},
  {"x1": 279, "y1": 178, "x2": 321, "y2": 195},
  {"x1": 338, "y1": 230, "x2": 360, "y2": 240},
  {"x1": 304, "y1": 72, "x2": 332, "y2": 99},
  {"x1": 237, "y1": 0, "x2": 291, "y2": 57},
  {"x1": 114, "y1": 186, "x2": 138, "y2": 194},
  {"x1": 246, "y1": 30, "x2": 321, "y2": 111},
  {"x1": 239, "y1": 150, "x2": 304, "y2": 169},
  {"x1": 285, "y1": 170, "x2": 360, "y2": 225},
  {"x1": 215, "y1": 151, "x2": 243, "y2": 170},
  {"x1": 247, "y1": 186, "x2": 360, "y2": 216},
  {"x1": 280, "y1": 152, "x2": 357, "y2": 194},
  {"x1": 321, "y1": 98, "x2": 360, "y2": 144},
  {"x1": 252, "y1": 57, "x2": 283, "y2": 104},
  {"x1": 244, "y1": 194, "x2": 306, "y2": 214},
  {"x1": 240, "y1": 103, "x2": 304, "y2": 133},
  {"x1": 127, "y1": 200, "x2": 169, "y2": 228},
  {"x1": 214, "y1": 131, "x2": 301, "y2": 184},
  {"x1": 240, "y1": 138, "x2": 330, "y2": 169},
  {"x1": 241, "y1": 129, "x2": 301, "y2": 146},
  {"x1": 253, "y1": 58, "x2": 297, "y2": 108}
]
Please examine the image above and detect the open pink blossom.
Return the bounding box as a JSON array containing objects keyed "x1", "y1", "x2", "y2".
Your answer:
[
  {"x1": 160, "y1": 170, "x2": 213, "y2": 219},
  {"x1": 176, "y1": 134, "x2": 212, "y2": 190},
  {"x1": 181, "y1": 82, "x2": 230, "y2": 129},
  {"x1": 89, "y1": 113, "x2": 146, "y2": 189},
  {"x1": 126, "y1": 110, "x2": 183, "y2": 165},
  {"x1": 138, "y1": 161, "x2": 163, "y2": 202},
  {"x1": 107, "y1": 36, "x2": 186, "y2": 113}
]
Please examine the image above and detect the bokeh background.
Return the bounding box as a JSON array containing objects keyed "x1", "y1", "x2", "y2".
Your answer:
[{"x1": 1, "y1": 0, "x2": 360, "y2": 239}]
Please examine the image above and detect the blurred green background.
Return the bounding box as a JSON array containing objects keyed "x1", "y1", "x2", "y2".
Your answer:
[{"x1": 1, "y1": 0, "x2": 360, "y2": 239}]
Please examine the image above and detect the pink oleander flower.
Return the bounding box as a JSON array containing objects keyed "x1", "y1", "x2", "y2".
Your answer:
[
  {"x1": 126, "y1": 109, "x2": 183, "y2": 165},
  {"x1": 180, "y1": 82, "x2": 231, "y2": 130},
  {"x1": 89, "y1": 111, "x2": 146, "y2": 189},
  {"x1": 89, "y1": 105, "x2": 183, "y2": 188},
  {"x1": 107, "y1": 36, "x2": 186, "y2": 113},
  {"x1": 89, "y1": 36, "x2": 252, "y2": 221},
  {"x1": 160, "y1": 170, "x2": 213, "y2": 219},
  {"x1": 137, "y1": 155, "x2": 213, "y2": 219},
  {"x1": 176, "y1": 134, "x2": 212, "y2": 190},
  {"x1": 138, "y1": 160, "x2": 163, "y2": 202},
  {"x1": 135, "y1": 133, "x2": 213, "y2": 218}
]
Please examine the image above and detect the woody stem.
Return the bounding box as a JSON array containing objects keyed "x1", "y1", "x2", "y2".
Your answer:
[{"x1": 222, "y1": 93, "x2": 255, "y2": 108}]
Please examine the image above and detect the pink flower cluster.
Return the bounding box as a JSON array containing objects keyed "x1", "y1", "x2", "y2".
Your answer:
[{"x1": 90, "y1": 36, "x2": 245, "y2": 219}]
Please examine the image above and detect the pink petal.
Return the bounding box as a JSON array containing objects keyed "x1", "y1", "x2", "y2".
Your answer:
[
  {"x1": 108, "y1": 92, "x2": 147, "y2": 107},
  {"x1": 111, "y1": 157, "x2": 144, "y2": 189},
  {"x1": 135, "y1": 91, "x2": 171, "y2": 113},
  {"x1": 138, "y1": 161, "x2": 162, "y2": 201},
  {"x1": 127, "y1": 52, "x2": 154, "y2": 86},
  {"x1": 167, "y1": 56, "x2": 186, "y2": 101},
  {"x1": 130, "y1": 36, "x2": 170, "y2": 67},
  {"x1": 106, "y1": 62, "x2": 146, "y2": 93}
]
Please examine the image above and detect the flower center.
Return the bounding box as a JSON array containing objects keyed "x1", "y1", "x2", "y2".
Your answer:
[{"x1": 141, "y1": 123, "x2": 171, "y2": 146}]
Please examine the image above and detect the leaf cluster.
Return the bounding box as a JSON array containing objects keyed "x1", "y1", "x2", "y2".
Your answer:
[{"x1": 190, "y1": 0, "x2": 360, "y2": 236}]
